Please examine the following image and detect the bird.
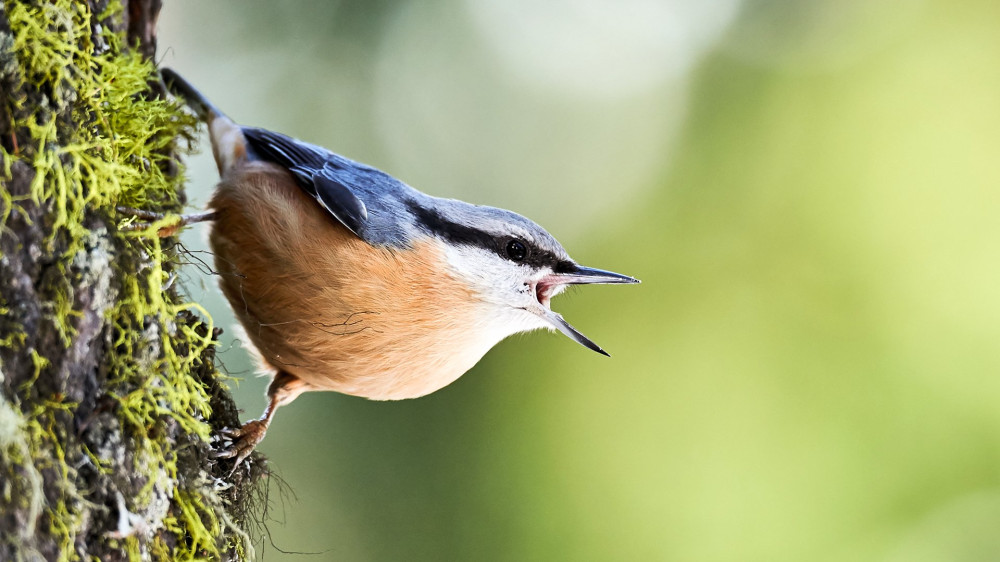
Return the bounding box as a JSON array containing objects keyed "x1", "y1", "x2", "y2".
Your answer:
[{"x1": 141, "y1": 68, "x2": 639, "y2": 469}]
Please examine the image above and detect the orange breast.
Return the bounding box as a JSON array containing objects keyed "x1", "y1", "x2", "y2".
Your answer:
[{"x1": 208, "y1": 162, "x2": 490, "y2": 400}]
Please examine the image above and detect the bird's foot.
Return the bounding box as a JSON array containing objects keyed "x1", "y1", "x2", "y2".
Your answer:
[
  {"x1": 117, "y1": 206, "x2": 216, "y2": 237},
  {"x1": 215, "y1": 419, "x2": 269, "y2": 476}
]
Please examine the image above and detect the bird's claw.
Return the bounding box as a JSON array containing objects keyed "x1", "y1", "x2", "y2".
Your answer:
[
  {"x1": 116, "y1": 206, "x2": 216, "y2": 237},
  {"x1": 218, "y1": 426, "x2": 245, "y2": 438},
  {"x1": 117, "y1": 206, "x2": 178, "y2": 236},
  {"x1": 214, "y1": 419, "x2": 268, "y2": 475},
  {"x1": 116, "y1": 206, "x2": 165, "y2": 221}
]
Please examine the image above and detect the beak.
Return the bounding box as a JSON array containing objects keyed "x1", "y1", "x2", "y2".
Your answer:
[
  {"x1": 555, "y1": 265, "x2": 640, "y2": 286},
  {"x1": 535, "y1": 308, "x2": 612, "y2": 357},
  {"x1": 532, "y1": 264, "x2": 640, "y2": 357}
]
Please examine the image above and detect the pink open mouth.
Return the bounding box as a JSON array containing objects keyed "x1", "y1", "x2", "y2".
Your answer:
[
  {"x1": 534, "y1": 280, "x2": 558, "y2": 308},
  {"x1": 526, "y1": 266, "x2": 638, "y2": 357}
]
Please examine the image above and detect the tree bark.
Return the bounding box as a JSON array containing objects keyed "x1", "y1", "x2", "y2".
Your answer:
[{"x1": 0, "y1": 1, "x2": 261, "y2": 559}]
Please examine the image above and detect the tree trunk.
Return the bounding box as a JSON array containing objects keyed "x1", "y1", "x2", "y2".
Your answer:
[{"x1": 0, "y1": 1, "x2": 261, "y2": 559}]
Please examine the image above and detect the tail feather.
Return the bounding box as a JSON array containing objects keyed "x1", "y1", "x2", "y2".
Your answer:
[
  {"x1": 160, "y1": 68, "x2": 247, "y2": 175},
  {"x1": 160, "y1": 68, "x2": 221, "y2": 121}
]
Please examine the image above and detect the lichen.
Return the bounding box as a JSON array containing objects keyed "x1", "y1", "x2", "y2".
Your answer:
[
  {"x1": 0, "y1": 0, "x2": 254, "y2": 559},
  {"x1": 0, "y1": 393, "x2": 45, "y2": 544}
]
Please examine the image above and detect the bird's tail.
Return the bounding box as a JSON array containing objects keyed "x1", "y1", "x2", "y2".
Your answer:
[
  {"x1": 160, "y1": 68, "x2": 248, "y2": 175},
  {"x1": 160, "y1": 68, "x2": 222, "y2": 121}
]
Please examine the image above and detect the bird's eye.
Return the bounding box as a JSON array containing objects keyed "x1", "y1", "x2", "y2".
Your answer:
[{"x1": 505, "y1": 240, "x2": 527, "y2": 262}]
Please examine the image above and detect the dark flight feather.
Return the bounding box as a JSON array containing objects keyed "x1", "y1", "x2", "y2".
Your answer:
[{"x1": 242, "y1": 127, "x2": 368, "y2": 237}]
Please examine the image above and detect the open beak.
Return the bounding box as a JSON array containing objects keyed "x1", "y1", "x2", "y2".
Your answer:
[
  {"x1": 531, "y1": 265, "x2": 639, "y2": 357},
  {"x1": 554, "y1": 265, "x2": 640, "y2": 286}
]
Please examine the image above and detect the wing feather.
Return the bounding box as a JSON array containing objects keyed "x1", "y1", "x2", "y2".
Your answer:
[{"x1": 242, "y1": 127, "x2": 368, "y2": 237}]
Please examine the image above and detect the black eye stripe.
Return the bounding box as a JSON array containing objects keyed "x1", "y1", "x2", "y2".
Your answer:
[{"x1": 409, "y1": 202, "x2": 573, "y2": 271}]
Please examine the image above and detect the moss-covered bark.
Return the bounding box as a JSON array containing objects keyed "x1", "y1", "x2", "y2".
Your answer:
[{"x1": 0, "y1": 1, "x2": 261, "y2": 559}]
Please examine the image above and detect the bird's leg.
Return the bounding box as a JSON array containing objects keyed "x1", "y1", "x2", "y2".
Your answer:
[
  {"x1": 117, "y1": 206, "x2": 217, "y2": 237},
  {"x1": 216, "y1": 371, "x2": 310, "y2": 474}
]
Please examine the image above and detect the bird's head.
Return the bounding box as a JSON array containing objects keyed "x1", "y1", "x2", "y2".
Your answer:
[{"x1": 411, "y1": 199, "x2": 639, "y2": 356}]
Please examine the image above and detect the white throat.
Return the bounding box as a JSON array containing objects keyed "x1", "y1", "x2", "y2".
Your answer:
[{"x1": 440, "y1": 243, "x2": 552, "y2": 343}]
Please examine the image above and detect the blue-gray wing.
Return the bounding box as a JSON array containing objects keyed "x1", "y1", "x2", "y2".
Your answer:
[{"x1": 242, "y1": 127, "x2": 369, "y2": 237}]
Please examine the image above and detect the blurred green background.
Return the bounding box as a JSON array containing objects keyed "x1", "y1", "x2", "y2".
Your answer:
[{"x1": 160, "y1": 1, "x2": 1000, "y2": 560}]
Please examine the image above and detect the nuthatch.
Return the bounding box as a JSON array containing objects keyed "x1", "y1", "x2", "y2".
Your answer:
[{"x1": 151, "y1": 69, "x2": 639, "y2": 468}]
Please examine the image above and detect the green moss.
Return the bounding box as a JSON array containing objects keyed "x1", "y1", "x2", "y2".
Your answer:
[
  {"x1": 1, "y1": 0, "x2": 251, "y2": 559},
  {"x1": 0, "y1": 397, "x2": 45, "y2": 539}
]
